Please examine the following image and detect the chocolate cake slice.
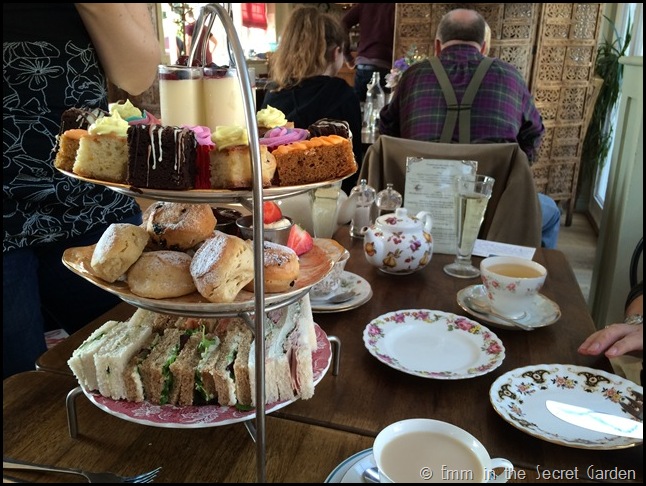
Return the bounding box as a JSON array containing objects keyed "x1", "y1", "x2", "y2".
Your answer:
[{"x1": 127, "y1": 125, "x2": 197, "y2": 190}]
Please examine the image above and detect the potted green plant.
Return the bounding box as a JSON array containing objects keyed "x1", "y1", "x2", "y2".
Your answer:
[{"x1": 580, "y1": 17, "x2": 632, "y2": 182}]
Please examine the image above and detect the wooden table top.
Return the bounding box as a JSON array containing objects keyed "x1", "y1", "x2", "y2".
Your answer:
[
  {"x1": 3, "y1": 372, "x2": 374, "y2": 483},
  {"x1": 22, "y1": 226, "x2": 643, "y2": 482}
]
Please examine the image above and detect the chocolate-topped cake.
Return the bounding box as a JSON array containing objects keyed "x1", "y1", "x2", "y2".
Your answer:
[
  {"x1": 127, "y1": 125, "x2": 197, "y2": 190},
  {"x1": 59, "y1": 107, "x2": 107, "y2": 133},
  {"x1": 307, "y1": 118, "x2": 352, "y2": 139}
]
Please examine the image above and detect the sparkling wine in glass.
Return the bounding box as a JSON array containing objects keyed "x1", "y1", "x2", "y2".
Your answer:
[{"x1": 443, "y1": 175, "x2": 495, "y2": 278}]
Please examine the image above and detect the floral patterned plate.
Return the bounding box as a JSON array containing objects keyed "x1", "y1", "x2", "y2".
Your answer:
[
  {"x1": 82, "y1": 324, "x2": 331, "y2": 428},
  {"x1": 362, "y1": 309, "x2": 505, "y2": 379},
  {"x1": 489, "y1": 364, "x2": 644, "y2": 449}
]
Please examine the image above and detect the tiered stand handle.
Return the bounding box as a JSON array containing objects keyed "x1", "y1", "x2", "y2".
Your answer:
[{"x1": 191, "y1": 4, "x2": 268, "y2": 482}]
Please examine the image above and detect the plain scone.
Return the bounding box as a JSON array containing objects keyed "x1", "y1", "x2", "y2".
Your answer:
[
  {"x1": 127, "y1": 251, "x2": 196, "y2": 299},
  {"x1": 91, "y1": 223, "x2": 149, "y2": 283},
  {"x1": 190, "y1": 231, "x2": 254, "y2": 303}
]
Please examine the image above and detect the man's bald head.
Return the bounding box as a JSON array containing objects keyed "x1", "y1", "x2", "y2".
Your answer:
[{"x1": 436, "y1": 8, "x2": 486, "y2": 46}]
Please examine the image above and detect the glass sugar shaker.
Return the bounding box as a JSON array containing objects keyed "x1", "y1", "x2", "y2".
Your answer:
[
  {"x1": 375, "y1": 183, "x2": 402, "y2": 217},
  {"x1": 350, "y1": 179, "x2": 376, "y2": 239}
]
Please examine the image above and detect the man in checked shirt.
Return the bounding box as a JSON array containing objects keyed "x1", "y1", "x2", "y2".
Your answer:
[{"x1": 379, "y1": 8, "x2": 561, "y2": 249}]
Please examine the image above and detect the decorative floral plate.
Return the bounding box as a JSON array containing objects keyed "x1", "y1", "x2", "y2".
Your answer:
[
  {"x1": 325, "y1": 448, "x2": 375, "y2": 483},
  {"x1": 362, "y1": 309, "x2": 505, "y2": 379},
  {"x1": 457, "y1": 284, "x2": 561, "y2": 331},
  {"x1": 82, "y1": 324, "x2": 331, "y2": 428},
  {"x1": 62, "y1": 241, "x2": 333, "y2": 317},
  {"x1": 489, "y1": 364, "x2": 643, "y2": 449},
  {"x1": 311, "y1": 271, "x2": 373, "y2": 313}
]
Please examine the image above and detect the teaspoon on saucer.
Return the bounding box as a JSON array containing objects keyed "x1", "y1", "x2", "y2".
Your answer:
[
  {"x1": 312, "y1": 290, "x2": 355, "y2": 305},
  {"x1": 463, "y1": 295, "x2": 535, "y2": 331},
  {"x1": 362, "y1": 466, "x2": 380, "y2": 483}
]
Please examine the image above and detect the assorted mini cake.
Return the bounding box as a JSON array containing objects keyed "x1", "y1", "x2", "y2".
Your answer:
[
  {"x1": 210, "y1": 125, "x2": 276, "y2": 189},
  {"x1": 127, "y1": 125, "x2": 197, "y2": 190},
  {"x1": 271, "y1": 135, "x2": 357, "y2": 186},
  {"x1": 56, "y1": 101, "x2": 357, "y2": 190},
  {"x1": 72, "y1": 111, "x2": 129, "y2": 183}
]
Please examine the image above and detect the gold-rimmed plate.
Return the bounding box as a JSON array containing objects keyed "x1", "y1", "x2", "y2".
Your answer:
[{"x1": 489, "y1": 364, "x2": 643, "y2": 450}]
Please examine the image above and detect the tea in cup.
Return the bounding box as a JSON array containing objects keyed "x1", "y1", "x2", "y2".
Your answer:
[
  {"x1": 373, "y1": 418, "x2": 514, "y2": 483},
  {"x1": 480, "y1": 256, "x2": 547, "y2": 319}
]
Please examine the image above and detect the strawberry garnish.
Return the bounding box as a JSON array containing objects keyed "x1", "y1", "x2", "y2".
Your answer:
[
  {"x1": 287, "y1": 224, "x2": 313, "y2": 256},
  {"x1": 263, "y1": 201, "x2": 283, "y2": 225}
]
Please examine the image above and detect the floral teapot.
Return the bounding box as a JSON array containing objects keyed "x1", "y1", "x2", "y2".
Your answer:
[{"x1": 363, "y1": 208, "x2": 433, "y2": 275}]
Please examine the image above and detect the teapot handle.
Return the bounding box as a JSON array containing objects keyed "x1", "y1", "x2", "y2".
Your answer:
[{"x1": 416, "y1": 211, "x2": 433, "y2": 233}]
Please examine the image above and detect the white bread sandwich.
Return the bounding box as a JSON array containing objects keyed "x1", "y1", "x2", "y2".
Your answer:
[
  {"x1": 67, "y1": 308, "x2": 158, "y2": 398},
  {"x1": 248, "y1": 295, "x2": 316, "y2": 406},
  {"x1": 68, "y1": 298, "x2": 318, "y2": 408}
]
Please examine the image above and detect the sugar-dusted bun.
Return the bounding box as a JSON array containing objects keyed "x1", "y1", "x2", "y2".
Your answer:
[
  {"x1": 91, "y1": 223, "x2": 149, "y2": 283},
  {"x1": 243, "y1": 241, "x2": 300, "y2": 293},
  {"x1": 190, "y1": 231, "x2": 254, "y2": 303},
  {"x1": 145, "y1": 201, "x2": 216, "y2": 251},
  {"x1": 127, "y1": 251, "x2": 196, "y2": 299}
]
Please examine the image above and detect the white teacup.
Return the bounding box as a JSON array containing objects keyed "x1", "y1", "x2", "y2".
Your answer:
[
  {"x1": 373, "y1": 418, "x2": 514, "y2": 483},
  {"x1": 480, "y1": 256, "x2": 547, "y2": 319}
]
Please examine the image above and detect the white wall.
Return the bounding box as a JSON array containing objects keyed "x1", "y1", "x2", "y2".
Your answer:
[{"x1": 589, "y1": 56, "x2": 643, "y2": 327}]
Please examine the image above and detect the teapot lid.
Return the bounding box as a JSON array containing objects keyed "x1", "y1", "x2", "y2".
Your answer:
[{"x1": 375, "y1": 207, "x2": 425, "y2": 232}]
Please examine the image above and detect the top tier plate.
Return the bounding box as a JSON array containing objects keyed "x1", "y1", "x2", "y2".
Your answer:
[{"x1": 57, "y1": 168, "x2": 349, "y2": 203}]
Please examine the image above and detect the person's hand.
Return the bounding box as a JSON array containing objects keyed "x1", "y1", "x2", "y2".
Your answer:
[{"x1": 578, "y1": 323, "x2": 643, "y2": 358}]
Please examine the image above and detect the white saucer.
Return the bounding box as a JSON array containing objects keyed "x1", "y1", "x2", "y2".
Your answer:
[
  {"x1": 311, "y1": 271, "x2": 373, "y2": 313},
  {"x1": 325, "y1": 448, "x2": 376, "y2": 483},
  {"x1": 457, "y1": 284, "x2": 561, "y2": 331}
]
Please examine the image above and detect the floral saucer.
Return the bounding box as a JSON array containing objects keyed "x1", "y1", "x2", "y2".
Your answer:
[
  {"x1": 457, "y1": 284, "x2": 561, "y2": 331},
  {"x1": 363, "y1": 309, "x2": 505, "y2": 379},
  {"x1": 311, "y1": 271, "x2": 372, "y2": 313}
]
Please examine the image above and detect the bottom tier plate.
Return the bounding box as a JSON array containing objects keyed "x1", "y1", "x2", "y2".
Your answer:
[{"x1": 82, "y1": 324, "x2": 331, "y2": 428}]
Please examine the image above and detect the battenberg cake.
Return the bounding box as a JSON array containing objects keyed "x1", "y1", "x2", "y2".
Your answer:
[
  {"x1": 271, "y1": 135, "x2": 357, "y2": 186},
  {"x1": 127, "y1": 125, "x2": 197, "y2": 190}
]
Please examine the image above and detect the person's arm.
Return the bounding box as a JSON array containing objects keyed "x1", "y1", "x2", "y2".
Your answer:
[
  {"x1": 578, "y1": 293, "x2": 643, "y2": 358},
  {"x1": 75, "y1": 3, "x2": 161, "y2": 96}
]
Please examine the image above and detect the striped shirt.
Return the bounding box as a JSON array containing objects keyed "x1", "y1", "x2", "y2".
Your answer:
[{"x1": 379, "y1": 45, "x2": 544, "y2": 162}]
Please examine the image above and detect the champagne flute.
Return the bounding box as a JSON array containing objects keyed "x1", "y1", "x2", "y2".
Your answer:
[{"x1": 443, "y1": 175, "x2": 495, "y2": 278}]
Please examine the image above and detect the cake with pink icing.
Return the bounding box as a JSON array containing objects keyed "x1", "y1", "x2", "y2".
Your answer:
[{"x1": 259, "y1": 127, "x2": 310, "y2": 151}]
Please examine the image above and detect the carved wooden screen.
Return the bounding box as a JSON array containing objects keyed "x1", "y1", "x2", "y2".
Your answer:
[
  {"x1": 530, "y1": 3, "x2": 603, "y2": 225},
  {"x1": 393, "y1": 3, "x2": 604, "y2": 226},
  {"x1": 393, "y1": 4, "x2": 538, "y2": 85}
]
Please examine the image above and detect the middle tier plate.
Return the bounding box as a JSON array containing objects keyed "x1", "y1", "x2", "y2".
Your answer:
[{"x1": 62, "y1": 241, "x2": 334, "y2": 316}]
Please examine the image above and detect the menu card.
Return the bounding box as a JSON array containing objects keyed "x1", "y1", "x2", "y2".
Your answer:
[{"x1": 404, "y1": 158, "x2": 477, "y2": 254}]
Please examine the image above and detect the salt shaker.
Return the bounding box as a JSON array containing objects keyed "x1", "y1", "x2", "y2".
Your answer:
[
  {"x1": 375, "y1": 183, "x2": 402, "y2": 217},
  {"x1": 350, "y1": 179, "x2": 376, "y2": 239}
]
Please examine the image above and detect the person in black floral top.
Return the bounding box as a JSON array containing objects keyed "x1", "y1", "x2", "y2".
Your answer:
[{"x1": 3, "y1": 3, "x2": 160, "y2": 378}]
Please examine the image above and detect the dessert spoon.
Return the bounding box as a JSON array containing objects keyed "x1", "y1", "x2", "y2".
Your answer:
[
  {"x1": 463, "y1": 295, "x2": 534, "y2": 331},
  {"x1": 312, "y1": 290, "x2": 355, "y2": 305}
]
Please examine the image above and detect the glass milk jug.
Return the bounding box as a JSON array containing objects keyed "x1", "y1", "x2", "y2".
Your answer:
[
  {"x1": 375, "y1": 183, "x2": 403, "y2": 217},
  {"x1": 350, "y1": 179, "x2": 376, "y2": 239}
]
